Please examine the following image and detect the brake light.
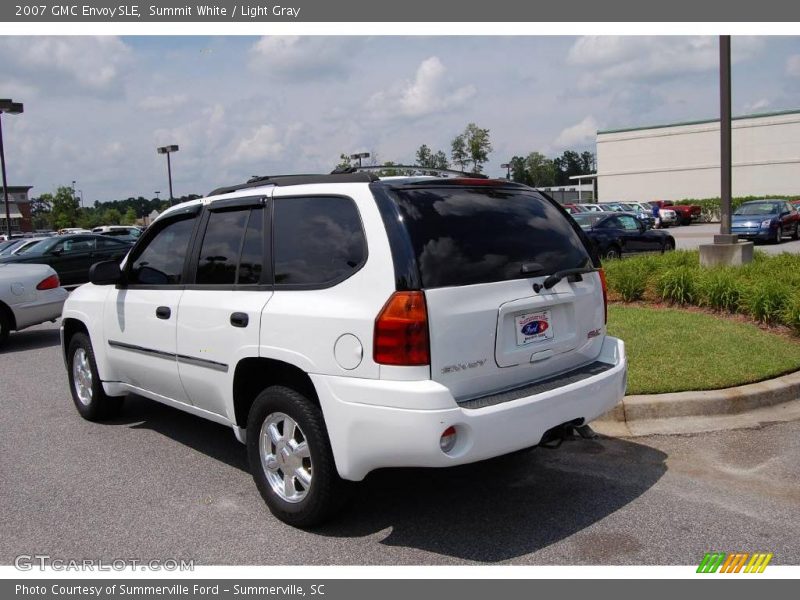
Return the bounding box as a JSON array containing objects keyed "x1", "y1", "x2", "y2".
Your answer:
[
  {"x1": 36, "y1": 274, "x2": 60, "y2": 290},
  {"x1": 374, "y1": 291, "x2": 430, "y2": 366},
  {"x1": 598, "y1": 269, "x2": 608, "y2": 324}
]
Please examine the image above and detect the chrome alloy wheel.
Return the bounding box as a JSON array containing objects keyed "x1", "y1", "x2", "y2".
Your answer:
[
  {"x1": 259, "y1": 412, "x2": 312, "y2": 503},
  {"x1": 72, "y1": 348, "x2": 93, "y2": 406}
]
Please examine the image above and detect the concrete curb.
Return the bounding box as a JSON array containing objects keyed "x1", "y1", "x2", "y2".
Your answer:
[{"x1": 593, "y1": 370, "x2": 800, "y2": 437}]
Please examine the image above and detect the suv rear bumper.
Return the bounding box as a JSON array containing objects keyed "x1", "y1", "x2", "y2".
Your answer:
[{"x1": 312, "y1": 336, "x2": 626, "y2": 481}]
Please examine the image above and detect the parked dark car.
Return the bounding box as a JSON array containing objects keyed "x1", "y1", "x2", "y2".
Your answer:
[
  {"x1": 0, "y1": 234, "x2": 133, "y2": 286},
  {"x1": 572, "y1": 212, "x2": 675, "y2": 259},
  {"x1": 731, "y1": 200, "x2": 800, "y2": 244}
]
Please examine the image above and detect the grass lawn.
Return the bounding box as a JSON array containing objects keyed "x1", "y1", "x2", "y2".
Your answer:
[{"x1": 607, "y1": 304, "x2": 800, "y2": 395}]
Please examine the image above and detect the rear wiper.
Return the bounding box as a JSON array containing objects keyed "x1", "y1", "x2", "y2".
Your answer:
[{"x1": 534, "y1": 266, "x2": 597, "y2": 293}]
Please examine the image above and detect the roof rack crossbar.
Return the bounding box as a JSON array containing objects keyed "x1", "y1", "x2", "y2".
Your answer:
[{"x1": 332, "y1": 165, "x2": 489, "y2": 179}]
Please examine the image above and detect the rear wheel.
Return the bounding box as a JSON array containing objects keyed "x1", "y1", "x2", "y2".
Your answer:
[
  {"x1": 792, "y1": 224, "x2": 799, "y2": 241},
  {"x1": 662, "y1": 239, "x2": 676, "y2": 253},
  {"x1": 247, "y1": 385, "x2": 350, "y2": 528},
  {"x1": 67, "y1": 333, "x2": 124, "y2": 421}
]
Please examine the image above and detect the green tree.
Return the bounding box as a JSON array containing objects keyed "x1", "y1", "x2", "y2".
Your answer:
[
  {"x1": 416, "y1": 144, "x2": 450, "y2": 170},
  {"x1": 450, "y1": 134, "x2": 469, "y2": 171},
  {"x1": 451, "y1": 123, "x2": 492, "y2": 173},
  {"x1": 335, "y1": 153, "x2": 352, "y2": 170},
  {"x1": 50, "y1": 186, "x2": 80, "y2": 230},
  {"x1": 30, "y1": 193, "x2": 54, "y2": 230},
  {"x1": 121, "y1": 207, "x2": 137, "y2": 225},
  {"x1": 101, "y1": 208, "x2": 122, "y2": 225},
  {"x1": 524, "y1": 152, "x2": 557, "y2": 187}
]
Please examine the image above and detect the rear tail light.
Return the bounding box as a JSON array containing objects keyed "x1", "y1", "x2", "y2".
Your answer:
[
  {"x1": 373, "y1": 291, "x2": 430, "y2": 366},
  {"x1": 36, "y1": 274, "x2": 60, "y2": 290},
  {"x1": 598, "y1": 268, "x2": 608, "y2": 324}
]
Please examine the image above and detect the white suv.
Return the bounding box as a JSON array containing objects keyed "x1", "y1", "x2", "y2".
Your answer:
[{"x1": 61, "y1": 171, "x2": 627, "y2": 527}]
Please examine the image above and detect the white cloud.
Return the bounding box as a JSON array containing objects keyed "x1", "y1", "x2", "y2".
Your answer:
[
  {"x1": 227, "y1": 125, "x2": 284, "y2": 164},
  {"x1": 787, "y1": 55, "x2": 800, "y2": 77},
  {"x1": 743, "y1": 98, "x2": 771, "y2": 113},
  {"x1": 249, "y1": 36, "x2": 355, "y2": 81},
  {"x1": 0, "y1": 36, "x2": 131, "y2": 92},
  {"x1": 567, "y1": 36, "x2": 765, "y2": 91},
  {"x1": 554, "y1": 116, "x2": 598, "y2": 149},
  {"x1": 138, "y1": 94, "x2": 189, "y2": 112},
  {"x1": 366, "y1": 56, "x2": 476, "y2": 118}
]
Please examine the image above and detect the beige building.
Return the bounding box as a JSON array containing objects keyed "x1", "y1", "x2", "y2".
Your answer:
[{"x1": 595, "y1": 109, "x2": 800, "y2": 202}]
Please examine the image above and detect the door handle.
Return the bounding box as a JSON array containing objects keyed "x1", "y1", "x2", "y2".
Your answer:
[
  {"x1": 156, "y1": 306, "x2": 171, "y2": 320},
  {"x1": 230, "y1": 312, "x2": 249, "y2": 328}
]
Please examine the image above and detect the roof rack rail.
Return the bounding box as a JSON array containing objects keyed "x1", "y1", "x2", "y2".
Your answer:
[
  {"x1": 332, "y1": 165, "x2": 489, "y2": 179},
  {"x1": 208, "y1": 171, "x2": 379, "y2": 196}
]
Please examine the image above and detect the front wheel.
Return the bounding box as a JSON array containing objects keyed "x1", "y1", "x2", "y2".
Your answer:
[
  {"x1": 604, "y1": 247, "x2": 621, "y2": 260},
  {"x1": 67, "y1": 333, "x2": 124, "y2": 421},
  {"x1": 773, "y1": 227, "x2": 783, "y2": 245},
  {"x1": 0, "y1": 310, "x2": 10, "y2": 347},
  {"x1": 247, "y1": 385, "x2": 350, "y2": 528}
]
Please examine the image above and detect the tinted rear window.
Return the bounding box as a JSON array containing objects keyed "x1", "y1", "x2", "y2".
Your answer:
[{"x1": 386, "y1": 187, "x2": 591, "y2": 288}]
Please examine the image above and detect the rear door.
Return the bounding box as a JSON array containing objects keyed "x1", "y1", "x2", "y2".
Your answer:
[
  {"x1": 176, "y1": 196, "x2": 273, "y2": 418},
  {"x1": 384, "y1": 184, "x2": 605, "y2": 401}
]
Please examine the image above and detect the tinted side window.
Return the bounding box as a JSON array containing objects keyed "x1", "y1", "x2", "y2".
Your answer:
[
  {"x1": 196, "y1": 210, "x2": 249, "y2": 285},
  {"x1": 618, "y1": 216, "x2": 640, "y2": 231},
  {"x1": 238, "y1": 209, "x2": 264, "y2": 285},
  {"x1": 195, "y1": 208, "x2": 265, "y2": 285},
  {"x1": 129, "y1": 217, "x2": 195, "y2": 285},
  {"x1": 273, "y1": 196, "x2": 366, "y2": 286}
]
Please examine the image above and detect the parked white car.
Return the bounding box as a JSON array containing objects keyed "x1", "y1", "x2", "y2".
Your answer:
[
  {"x1": 0, "y1": 263, "x2": 68, "y2": 345},
  {"x1": 61, "y1": 171, "x2": 627, "y2": 527}
]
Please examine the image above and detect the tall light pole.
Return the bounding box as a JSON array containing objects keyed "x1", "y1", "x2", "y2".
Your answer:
[
  {"x1": 719, "y1": 35, "x2": 733, "y2": 240},
  {"x1": 500, "y1": 162, "x2": 511, "y2": 180},
  {"x1": 349, "y1": 152, "x2": 370, "y2": 168},
  {"x1": 157, "y1": 145, "x2": 179, "y2": 204},
  {"x1": 0, "y1": 99, "x2": 24, "y2": 238}
]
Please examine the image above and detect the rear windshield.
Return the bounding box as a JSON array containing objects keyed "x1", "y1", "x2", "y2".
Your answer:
[{"x1": 385, "y1": 186, "x2": 592, "y2": 288}]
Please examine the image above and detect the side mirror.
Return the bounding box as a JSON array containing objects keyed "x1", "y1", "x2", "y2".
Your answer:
[{"x1": 89, "y1": 260, "x2": 122, "y2": 286}]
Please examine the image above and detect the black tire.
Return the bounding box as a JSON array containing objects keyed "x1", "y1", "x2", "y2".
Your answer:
[
  {"x1": 247, "y1": 385, "x2": 350, "y2": 528},
  {"x1": 792, "y1": 224, "x2": 799, "y2": 241},
  {"x1": 0, "y1": 309, "x2": 10, "y2": 347},
  {"x1": 773, "y1": 227, "x2": 782, "y2": 245},
  {"x1": 662, "y1": 239, "x2": 676, "y2": 253},
  {"x1": 604, "y1": 246, "x2": 621, "y2": 260},
  {"x1": 67, "y1": 332, "x2": 124, "y2": 421}
]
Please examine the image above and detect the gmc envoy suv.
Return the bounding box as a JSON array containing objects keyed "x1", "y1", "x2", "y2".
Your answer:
[{"x1": 61, "y1": 169, "x2": 627, "y2": 527}]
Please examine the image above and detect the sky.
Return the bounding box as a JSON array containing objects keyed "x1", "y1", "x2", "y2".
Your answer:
[{"x1": 1, "y1": 35, "x2": 799, "y2": 203}]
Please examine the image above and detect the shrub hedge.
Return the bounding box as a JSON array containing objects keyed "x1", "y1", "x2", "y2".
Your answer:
[
  {"x1": 672, "y1": 195, "x2": 800, "y2": 222},
  {"x1": 603, "y1": 250, "x2": 800, "y2": 333}
]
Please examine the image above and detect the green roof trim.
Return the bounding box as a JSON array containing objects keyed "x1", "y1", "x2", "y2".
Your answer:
[{"x1": 597, "y1": 108, "x2": 800, "y2": 135}]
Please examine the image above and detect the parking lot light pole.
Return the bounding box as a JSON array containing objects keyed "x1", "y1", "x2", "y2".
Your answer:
[
  {"x1": 349, "y1": 152, "x2": 370, "y2": 168},
  {"x1": 718, "y1": 35, "x2": 734, "y2": 241},
  {"x1": 0, "y1": 99, "x2": 24, "y2": 239},
  {"x1": 157, "y1": 145, "x2": 179, "y2": 204}
]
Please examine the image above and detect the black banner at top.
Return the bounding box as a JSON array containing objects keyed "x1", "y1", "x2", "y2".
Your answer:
[{"x1": 2, "y1": 0, "x2": 800, "y2": 22}]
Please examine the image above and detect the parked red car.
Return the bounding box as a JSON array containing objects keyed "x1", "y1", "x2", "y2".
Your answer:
[{"x1": 652, "y1": 201, "x2": 702, "y2": 226}]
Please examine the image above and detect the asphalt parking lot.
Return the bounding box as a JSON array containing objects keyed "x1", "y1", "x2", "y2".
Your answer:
[
  {"x1": 669, "y1": 222, "x2": 800, "y2": 254},
  {"x1": 1, "y1": 320, "x2": 799, "y2": 565}
]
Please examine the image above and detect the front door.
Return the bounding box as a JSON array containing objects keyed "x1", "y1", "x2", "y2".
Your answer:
[{"x1": 103, "y1": 210, "x2": 200, "y2": 404}]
